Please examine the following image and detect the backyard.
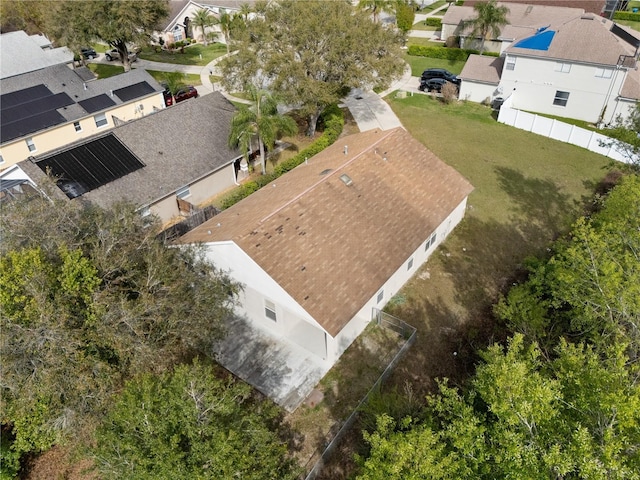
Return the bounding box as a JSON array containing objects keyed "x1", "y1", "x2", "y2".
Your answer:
[{"x1": 290, "y1": 95, "x2": 612, "y2": 479}]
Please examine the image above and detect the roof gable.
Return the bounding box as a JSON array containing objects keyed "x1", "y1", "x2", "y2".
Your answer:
[{"x1": 177, "y1": 128, "x2": 473, "y2": 336}]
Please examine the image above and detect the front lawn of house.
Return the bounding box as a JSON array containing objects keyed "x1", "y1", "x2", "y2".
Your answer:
[
  {"x1": 403, "y1": 52, "x2": 466, "y2": 76},
  {"x1": 87, "y1": 63, "x2": 124, "y2": 78},
  {"x1": 138, "y1": 43, "x2": 228, "y2": 66},
  {"x1": 145, "y1": 70, "x2": 202, "y2": 86}
]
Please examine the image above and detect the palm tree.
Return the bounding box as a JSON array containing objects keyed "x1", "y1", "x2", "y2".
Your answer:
[
  {"x1": 191, "y1": 8, "x2": 215, "y2": 45},
  {"x1": 357, "y1": 0, "x2": 395, "y2": 23},
  {"x1": 162, "y1": 72, "x2": 187, "y2": 105},
  {"x1": 238, "y1": 3, "x2": 252, "y2": 21},
  {"x1": 218, "y1": 11, "x2": 232, "y2": 54},
  {"x1": 229, "y1": 88, "x2": 298, "y2": 175},
  {"x1": 464, "y1": 0, "x2": 509, "y2": 55}
]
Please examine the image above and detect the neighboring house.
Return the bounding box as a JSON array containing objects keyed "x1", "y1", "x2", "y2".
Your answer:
[
  {"x1": 441, "y1": 3, "x2": 584, "y2": 52},
  {"x1": 459, "y1": 12, "x2": 640, "y2": 124},
  {"x1": 0, "y1": 64, "x2": 166, "y2": 171},
  {"x1": 464, "y1": 0, "x2": 605, "y2": 16},
  {"x1": 158, "y1": 0, "x2": 256, "y2": 44},
  {"x1": 174, "y1": 127, "x2": 474, "y2": 411},
  {"x1": 0, "y1": 30, "x2": 74, "y2": 79},
  {"x1": 9, "y1": 92, "x2": 242, "y2": 225}
]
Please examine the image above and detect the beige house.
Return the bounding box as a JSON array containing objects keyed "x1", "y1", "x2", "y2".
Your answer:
[
  {"x1": 10, "y1": 93, "x2": 242, "y2": 226},
  {"x1": 175, "y1": 127, "x2": 474, "y2": 411},
  {"x1": 0, "y1": 64, "x2": 166, "y2": 171}
]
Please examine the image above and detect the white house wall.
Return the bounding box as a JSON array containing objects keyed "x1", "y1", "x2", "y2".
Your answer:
[
  {"x1": 204, "y1": 241, "x2": 328, "y2": 357},
  {"x1": 500, "y1": 55, "x2": 628, "y2": 123},
  {"x1": 329, "y1": 196, "x2": 469, "y2": 363},
  {"x1": 459, "y1": 80, "x2": 500, "y2": 103}
]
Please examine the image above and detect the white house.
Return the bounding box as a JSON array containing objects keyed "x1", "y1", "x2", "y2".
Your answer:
[
  {"x1": 0, "y1": 31, "x2": 74, "y2": 80},
  {"x1": 459, "y1": 12, "x2": 640, "y2": 125},
  {"x1": 176, "y1": 127, "x2": 474, "y2": 410}
]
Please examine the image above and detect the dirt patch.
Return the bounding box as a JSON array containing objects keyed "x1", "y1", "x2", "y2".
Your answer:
[{"x1": 22, "y1": 446, "x2": 98, "y2": 480}]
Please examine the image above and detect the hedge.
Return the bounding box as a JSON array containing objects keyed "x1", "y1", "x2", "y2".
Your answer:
[
  {"x1": 425, "y1": 17, "x2": 442, "y2": 28},
  {"x1": 220, "y1": 105, "x2": 344, "y2": 209},
  {"x1": 613, "y1": 11, "x2": 640, "y2": 21},
  {"x1": 407, "y1": 45, "x2": 499, "y2": 60}
]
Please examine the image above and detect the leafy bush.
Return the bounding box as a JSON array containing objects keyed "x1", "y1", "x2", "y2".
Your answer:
[
  {"x1": 407, "y1": 44, "x2": 499, "y2": 59},
  {"x1": 220, "y1": 105, "x2": 344, "y2": 209},
  {"x1": 0, "y1": 430, "x2": 21, "y2": 480},
  {"x1": 613, "y1": 11, "x2": 640, "y2": 21},
  {"x1": 425, "y1": 17, "x2": 442, "y2": 28}
]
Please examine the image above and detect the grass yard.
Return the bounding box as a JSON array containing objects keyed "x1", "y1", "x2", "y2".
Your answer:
[
  {"x1": 407, "y1": 37, "x2": 446, "y2": 47},
  {"x1": 419, "y1": 0, "x2": 448, "y2": 12},
  {"x1": 138, "y1": 43, "x2": 228, "y2": 66},
  {"x1": 403, "y1": 52, "x2": 466, "y2": 76},
  {"x1": 145, "y1": 69, "x2": 202, "y2": 86},
  {"x1": 410, "y1": 22, "x2": 438, "y2": 31},
  {"x1": 87, "y1": 63, "x2": 124, "y2": 78}
]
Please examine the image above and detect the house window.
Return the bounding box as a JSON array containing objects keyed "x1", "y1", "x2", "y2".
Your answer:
[
  {"x1": 26, "y1": 137, "x2": 36, "y2": 152},
  {"x1": 176, "y1": 186, "x2": 191, "y2": 199},
  {"x1": 377, "y1": 290, "x2": 384, "y2": 304},
  {"x1": 264, "y1": 300, "x2": 277, "y2": 322},
  {"x1": 595, "y1": 67, "x2": 613, "y2": 79},
  {"x1": 425, "y1": 232, "x2": 437, "y2": 251},
  {"x1": 173, "y1": 25, "x2": 183, "y2": 42},
  {"x1": 555, "y1": 62, "x2": 571, "y2": 73},
  {"x1": 73, "y1": 121, "x2": 82, "y2": 132},
  {"x1": 553, "y1": 90, "x2": 570, "y2": 107},
  {"x1": 505, "y1": 57, "x2": 516, "y2": 71},
  {"x1": 407, "y1": 258, "x2": 414, "y2": 270},
  {"x1": 94, "y1": 113, "x2": 108, "y2": 128}
]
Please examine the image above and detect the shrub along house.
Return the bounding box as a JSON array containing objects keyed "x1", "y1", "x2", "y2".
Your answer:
[
  {"x1": 8, "y1": 92, "x2": 243, "y2": 225},
  {"x1": 175, "y1": 127, "x2": 474, "y2": 411}
]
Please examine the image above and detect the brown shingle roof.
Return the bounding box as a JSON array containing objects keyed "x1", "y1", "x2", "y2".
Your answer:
[
  {"x1": 177, "y1": 128, "x2": 473, "y2": 336},
  {"x1": 460, "y1": 55, "x2": 505, "y2": 84},
  {"x1": 508, "y1": 14, "x2": 638, "y2": 65},
  {"x1": 620, "y1": 67, "x2": 640, "y2": 100}
]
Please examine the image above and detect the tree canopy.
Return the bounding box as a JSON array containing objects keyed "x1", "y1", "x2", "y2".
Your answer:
[
  {"x1": 463, "y1": 0, "x2": 509, "y2": 54},
  {"x1": 357, "y1": 175, "x2": 640, "y2": 478},
  {"x1": 603, "y1": 102, "x2": 640, "y2": 172},
  {"x1": 1, "y1": 191, "x2": 238, "y2": 463},
  {"x1": 93, "y1": 361, "x2": 299, "y2": 479},
  {"x1": 219, "y1": 0, "x2": 405, "y2": 135}
]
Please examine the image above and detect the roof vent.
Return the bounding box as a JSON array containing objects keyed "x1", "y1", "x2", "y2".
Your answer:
[
  {"x1": 344, "y1": 145, "x2": 348, "y2": 155},
  {"x1": 581, "y1": 13, "x2": 594, "y2": 20},
  {"x1": 339, "y1": 174, "x2": 353, "y2": 186},
  {"x1": 320, "y1": 168, "x2": 333, "y2": 176}
]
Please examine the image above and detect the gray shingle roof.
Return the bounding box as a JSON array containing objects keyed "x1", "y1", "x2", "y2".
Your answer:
[{"x1": 0, "y1": 31, "x2": 74, "y2": 79}]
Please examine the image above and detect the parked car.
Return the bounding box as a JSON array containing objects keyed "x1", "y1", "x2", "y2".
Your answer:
[
  {"x1": 174, "y1": 86, "x2": 198, "y2": 103},
  {"x1": 420, "y1": 68, "x2": 460, "y2": 85},
  {"x1": 81, "y1": 47, "x2": 97, "y2": 59},
  {"x1": 419, "y1": 78, "x2": 448, "y2": 92},
  {"x1": 161, "y1": 86, "x2": 174, "y2": 107},
  {"x1": 105, "y1": 48, "x2": 137, "y2": 62}
]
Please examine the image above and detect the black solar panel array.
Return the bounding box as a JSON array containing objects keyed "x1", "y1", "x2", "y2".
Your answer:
[
  {"x1": 36, "y1": 134, "x2": 145, "y2": 199},
  {"x1": 78, "y1": 94, "x2": 116, "y2": 114},
  {"x1": 113, "y1": 81, "x2": 155, "y2": 102},
  {"x1": 1, "y1": 85, "x2": 75, "y2": 143}
]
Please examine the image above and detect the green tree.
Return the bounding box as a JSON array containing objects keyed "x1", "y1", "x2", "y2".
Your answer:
[
  {"x1": 1, "y1": 195, "x2": 238, "y2": 461},
  {"x1": 191, "y1": 8, "x2": 216, "y2": 45},
  {"x1": 93, "y1": 361, "x2": 300, "y2": 480},
  {"x1": 602, "y1": 102, "x2": 640, "y2": 172},
  {"x1": 161, "y1": 71, "x2": 187, "y2": 104},
  {"x1": 463, "y1": 0, "x2": 509, "y2": 54},
  {"x1": 219, "y1": 0, "x2": 404, "y2": 136},
  {"x1": 396, "y1": 0, "x2": 416, "y2": 34},
  {"x1": 218, "y1": 11, "x2": 232, "y2": 54},
  {"x1": 228, "y1": 88, "x2": 298, "y2": 175},
  {"x1": 48, "y1": 0, "x2": 169, "y2": 71}
]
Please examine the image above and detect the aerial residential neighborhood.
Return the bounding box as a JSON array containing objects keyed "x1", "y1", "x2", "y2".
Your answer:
[{"x1": 1, "y1": 0, "x2": 639, "y2": 479}]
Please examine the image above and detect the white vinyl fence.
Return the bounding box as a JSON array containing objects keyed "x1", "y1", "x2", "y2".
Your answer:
[{"x1": 497, "y1": 95, "x2": 635, "y2": 164}]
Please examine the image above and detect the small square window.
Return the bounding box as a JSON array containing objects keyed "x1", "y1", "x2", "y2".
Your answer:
[
  {"x1": 265, "y1": 300, "x2": 277, "y2": 321},
  {"x1": 407, "y1": 258, "x2": 414, "y2": 270},
  {"x1": 505, "y1": 57, "x2": 516, "y2": 71},
  {"x1": 73, "y1": 121, "x2": 82, "y2": 132},
  {"x1": 553, "y1": 90, "x2": 570, "y2": 107},
  {"x1": 425, "y1": 232, "x2": 437, "y2": 251},
  {"x1": 376, "y1": 290, "x2": 384, "y2": 304},
  {"x1": 595, "y1": 67, "x2": 612, "y2": 79},
  {"x1": 26, "y1": 137, "x2": 36, "y2": 152},
  {"x1": 176, "y1": 186, "x2": 191, "y2": 199},
  {"x1": 94, "y1": 113, "x2": 108, "y2": 128},
  {"x1": 555, "y1": 62, "x2": 571, "y2": 73}
]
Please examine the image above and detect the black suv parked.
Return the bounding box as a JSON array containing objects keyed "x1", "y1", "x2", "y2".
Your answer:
[
  {"x1": 81, "y1": 47, "x2": 97, "y2": 59},
  {"x1": 420, "y1": 68, "x2": 460, "y2": 85}
]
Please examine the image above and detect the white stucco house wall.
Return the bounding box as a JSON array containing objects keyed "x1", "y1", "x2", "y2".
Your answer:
[
  {"x1": 176, "y1": 127, "x2": 474, "y2": 410},
  {"x1": 459, "y1": 11, "x2": 640, "y2": 125}
]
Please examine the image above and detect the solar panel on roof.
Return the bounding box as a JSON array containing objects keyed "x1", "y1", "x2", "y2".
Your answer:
[
  {"x1": 35, "y1": 134, "x2": 145, "y2": 199},
  {"x1": 113, "y1": 81, "x2": 155, "y2": 102},
  {"x1": 1, "y1": 110, "x2": 66, "y2": 143},
  {"x1": 78, "y1": 94, "x2": 116, "y2": 114},
  {"x1": 1, "y1": 92, "x2": 74, "y2": 125},
  {"x1": 0, "y1": 84, "x2": 52, "y2": 110}
]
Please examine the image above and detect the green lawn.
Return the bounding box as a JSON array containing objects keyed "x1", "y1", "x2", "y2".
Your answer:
[
  {"x1": 145, "y1": 70, "x2": 202, "y2": 86},
  {"x1": 614, "y1": 18, "x2": 640, "y2": 30},
  {"x1": 403, "y1": 52, "x2": 466, "y2": 76},
  {"x1": 410, "y1": 22, "x2": 438, "y2": 31},
  {"x1": 419, "y1": 0, "x2": 448, "y2": 12},
  {"x1": 407, "y1": 37, "x2": 446, "y2": 48},
  {"x1": 87, "y1": 63, "x2": 124, "y2": 78},
  {"x1": 138, "y1": 43, "x2": 228, "y2": 66}
]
